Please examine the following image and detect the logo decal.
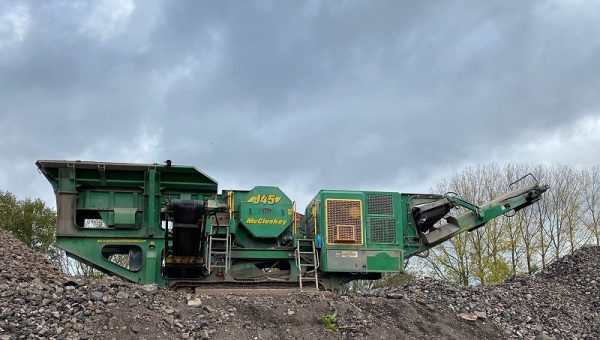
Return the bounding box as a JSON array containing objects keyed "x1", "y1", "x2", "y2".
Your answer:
[
  {"x1": 246, "y1": 194, "x2": 282, "y2": 205},
  {"x1": 245, "y1": 218, "x2": 288, "y2": 225}
]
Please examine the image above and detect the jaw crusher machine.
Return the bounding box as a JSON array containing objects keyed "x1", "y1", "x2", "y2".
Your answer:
[{"x1": 36, "y1": 160, "x2": 547, "y2": 290}]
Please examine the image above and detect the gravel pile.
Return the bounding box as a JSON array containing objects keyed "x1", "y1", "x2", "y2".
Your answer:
[
  {"x1": 0, "y1": 227, "x2": 505, "y2": 340},
  {"x1": 0, "y1": 229, "x2": 66, "y2": 286},
  {"x1": 0, "y1": 224, "x2": 245, "y2": 339},
  {"x1": 1, "y1": 223, "x2": 597, "y2": 339},
  {"x1": 366, "y1": 246, "x2": 600, "y2": 339}
]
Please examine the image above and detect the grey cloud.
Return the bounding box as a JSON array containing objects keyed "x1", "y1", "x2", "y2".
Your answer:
[{"x1": 1, "y1": 0, "x2": 600, "y2": 209}]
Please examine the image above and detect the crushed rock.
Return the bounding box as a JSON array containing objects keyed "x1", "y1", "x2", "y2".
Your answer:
[
  {"x1": 365, "y1": 246, "x2": 600, "y2": 339},
  {"x1": 4, "y1": 228, "x2": 595, "y2": 339}
]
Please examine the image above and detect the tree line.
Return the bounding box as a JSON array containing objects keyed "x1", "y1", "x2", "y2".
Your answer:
[
  {"x1": 426, "y1": 163, "x2": 600, "y2": 285},
  {"x1": 0, "y1": 191, "x2": 100, "y2": 276},
  {"x1": 0, "y1": 191, "x2": 56, "y2": 255}
]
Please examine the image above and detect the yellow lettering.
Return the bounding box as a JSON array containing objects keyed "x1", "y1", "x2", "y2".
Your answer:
[
  {"x1": 96, "y1": 239, "x2": 147, "y2": 243},
  {"x1": 246, "y1": 194, "x2": 283, "y2": 205},
  {"x1": 245, "y1": 218, "x2": 289, "y2": 225}
]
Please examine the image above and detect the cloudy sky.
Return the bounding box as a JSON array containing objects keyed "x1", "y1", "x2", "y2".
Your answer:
[{"x1": 1, "y1": 0, "x2": 599, "y2": 208}]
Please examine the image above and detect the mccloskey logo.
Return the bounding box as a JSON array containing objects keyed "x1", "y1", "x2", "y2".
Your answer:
[{"x1": 246, "y1": 218, "x2": 288, "y2": 225}]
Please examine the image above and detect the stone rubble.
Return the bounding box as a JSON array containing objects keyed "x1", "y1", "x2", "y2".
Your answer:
[
  {"x1": 365, "y1": 246, "x2": 600, "y2": 339},
  {"x1": 1, "y1": 227, "x2": 597, "y2": 339}
]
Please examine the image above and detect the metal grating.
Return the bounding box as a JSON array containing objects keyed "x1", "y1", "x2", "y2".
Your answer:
[
  {"x1": 335, "y1": 224, "x2": 357, "y2": 242},
  {"x1": 369, "y1": 217, "x2": 396, "y2": 243},
  {"x1": 326, "y1": 199, "x2": 363, "y2": 244},
  {"x1": 367, "y1": 194, "x2": 394, "y2": 215}
]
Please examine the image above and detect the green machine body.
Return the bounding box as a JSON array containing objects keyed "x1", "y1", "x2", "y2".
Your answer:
[{"x1": 36, "y1": 160, "x2": 547, "y2": 291}]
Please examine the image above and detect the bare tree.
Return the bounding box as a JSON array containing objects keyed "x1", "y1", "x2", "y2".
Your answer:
[
  {"x1": 428, "y1": 233, "x2": 471, "y2": 285},
  {"x1": 544, "y1": 165, "x2": 584, "y2": 260},
  {"x1": 582, "y1": 166, "x2": 600, "y2": 245},
  {"x1": 424, "y1": 163, "x2": 599, "y2": 286}
]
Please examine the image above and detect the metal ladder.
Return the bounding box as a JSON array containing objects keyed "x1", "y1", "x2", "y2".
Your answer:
[
  {"x1": 295, "y1": 239, "x2": 320, "y2": 291},
  {"x1": 207, "y1": 227, "x2": 231, "y2": 274}
]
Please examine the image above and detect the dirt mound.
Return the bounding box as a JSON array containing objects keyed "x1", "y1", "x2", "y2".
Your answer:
[
  {"x1": 0, "y1": 228, "x2": 505, "y2": 339},
  {"x1": 0, "y1": 228, "x2": 66, "y2": 286},
  {"x1": 367, "y1": 246, "x2": 600, "y2": 339},
  {"x1": 1, "y1": 224, "x2": 598, "y2": 339}
]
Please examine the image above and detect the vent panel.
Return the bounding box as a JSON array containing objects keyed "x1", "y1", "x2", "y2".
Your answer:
[
  {"x1": 325, "y1": 199, "x2": 363, "y2": 244},
  {"x1": 367, "y1": 194, "x2": 394, "y2": 215},
  {"x1": 369, "y1": 217, "x2": 396, "y2": 243}
]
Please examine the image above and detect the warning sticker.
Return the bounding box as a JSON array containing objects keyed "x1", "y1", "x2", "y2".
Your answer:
[{"x1": 335, "y1": 251, "x2": 358, "y2": 258}]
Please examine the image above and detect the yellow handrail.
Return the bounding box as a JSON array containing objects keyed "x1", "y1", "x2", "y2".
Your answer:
[
  {"x1": 312, "y1": 201, "x2": 317, "y2": 236},
  {"x1": 292, "y1": 201, "x2": 297, "y2": 234},
  {"x1": 227, "y1": 191, "x2": 233, "y2": 220}
]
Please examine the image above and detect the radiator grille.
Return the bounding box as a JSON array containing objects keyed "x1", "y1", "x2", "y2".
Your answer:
[
  {"x1": 369, "y1": 217, "x2": 397, "y2": 243},
  {"x1": 367, "y1": 194, "x2": 394, "y2": 215},
  {"x1": 325, "y1": 199, "x2": 363, "y2": 244}
]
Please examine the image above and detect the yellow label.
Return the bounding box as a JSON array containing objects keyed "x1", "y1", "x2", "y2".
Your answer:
[
  {"x1": 246, "y1": 194, "x2": 282, "y2": 205},
  {"x1": 245, "y1": 217, "x2": 288, "y2": 225},
  {"x1": 96, "y1": 239, "x2": 147, "y2": 243}
]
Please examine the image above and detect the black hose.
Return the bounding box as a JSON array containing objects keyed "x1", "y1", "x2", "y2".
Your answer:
[{"x1": 209, "y1": 212, "x2": 221, "y2": 236}]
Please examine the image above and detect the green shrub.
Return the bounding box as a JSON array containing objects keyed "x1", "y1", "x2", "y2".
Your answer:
[{"x1": 317, "y1": 310, "x2": 338, "y2": 332}]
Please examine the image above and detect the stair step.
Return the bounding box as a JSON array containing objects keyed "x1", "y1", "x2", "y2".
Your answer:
[
  {"x1": 294, "y1": 239, "x2": 319, "y2": 292},
  {"x1": 207, "y1": 229, "x2": 232, "y2": 275}
]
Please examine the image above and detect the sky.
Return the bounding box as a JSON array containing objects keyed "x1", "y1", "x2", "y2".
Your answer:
[{"x1": 1, "y1": 0, "x2": 600, "y2": 209}]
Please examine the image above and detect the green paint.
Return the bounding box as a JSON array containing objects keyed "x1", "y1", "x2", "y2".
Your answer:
[
  {"x1": 36, "y1": 160, "x2": 547, "y2": 290},
  {"x1": 367, "y1": 252, "x2": 400, "y2": 271},
  {"x1": 239, "y1": 186, "x2": 292, "y2": 238}
]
